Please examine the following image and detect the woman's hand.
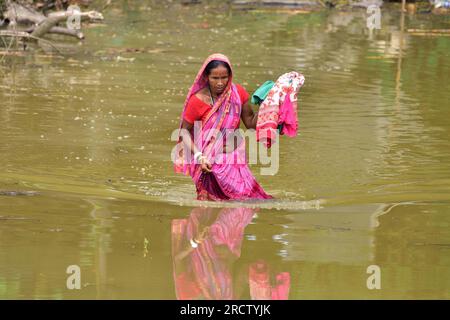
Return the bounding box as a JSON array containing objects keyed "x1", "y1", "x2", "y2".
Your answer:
[
  {"x1": 200, "y1": 156, "x2": 212, "y2": 173},
  {"x1": 241, "y1": 101, "x2": 258, "y2": 129},
  {"x1": 195, "y1": 227, "x2": 210, "y2": 243}
]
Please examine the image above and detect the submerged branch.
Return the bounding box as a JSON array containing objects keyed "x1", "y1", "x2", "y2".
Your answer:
[{"x1": 0, "y1": 29, "x2": 62, "y2": 53}]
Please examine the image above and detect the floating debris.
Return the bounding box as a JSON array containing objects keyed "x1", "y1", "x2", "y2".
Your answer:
[
  {"x1": 143, "y1": 237, "x2": 150, "y2": 258},
  {"x1": 0, "y1": 190, "x2": 39, "y2": 196}
]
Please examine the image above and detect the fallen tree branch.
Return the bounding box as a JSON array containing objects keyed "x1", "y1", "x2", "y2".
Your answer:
[
  {"x1": 3, "y1": 1, "x2": 46, "y2": 25},
  {"x1": 30, "y1": 10, "x2": 102, "y2": 38},
  {"x1": 0, "y1": 30, "x2": 62, "y2": 53},
  {"x1": 48, "y1": 26, "x2": 84, "y2": 39},
  {"x1": 2, "y1": 1, "x2": 103, "y2": 39},
  {"x1": 46, "y1": 9, "x2": 104, "y2": 21},
  {"x1": 25, "y1": 25, "x2": 85, "y2": 39},
  {"x1": 30, "y1": 14, "x2": 67, "y2": 38},
  {"x1": 0, "y1": 29, "x2": 16, "y2": 63}
]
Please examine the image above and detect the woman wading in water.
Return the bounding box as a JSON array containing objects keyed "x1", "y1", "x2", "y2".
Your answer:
[{"x1": 174, "y1": 53, "x2": 272, "y2": 201}]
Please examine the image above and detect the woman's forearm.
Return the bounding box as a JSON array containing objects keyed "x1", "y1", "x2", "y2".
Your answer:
[
  {"x1": 180, "y1": 129, "x2": 200, "y2": 156},
  {"x1": 242, "y1": 101, "x2": 259, "y2": 129},
  {"x1": 180, "y1": 120, "x2": 208, "y2": 162},
  {"x1": 250, "y1": 111, "x2": 258, "y2": 129},
  {"x1": 244, "y1": 109, "x2": 258, "y2": 129}
]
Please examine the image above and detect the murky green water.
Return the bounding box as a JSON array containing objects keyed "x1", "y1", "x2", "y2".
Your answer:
[{"x1": 1, "y1": 2, "x2": 449, "y2": 299}]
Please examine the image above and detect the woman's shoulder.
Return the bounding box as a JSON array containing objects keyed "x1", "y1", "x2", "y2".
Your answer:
[
  {"x1": 184, "y1": 91, "x2": 211, "y2": 124},
  {"x1": 188, "y1": 89, "x2": 210, "y2": 106},
  {"x1": 234, "y1": 83, "x2": 249, "y2": 104},
  {"x1": 187, "y1": 94, "x2": 206, "y2": 108},
  {"x1": 234, "y1": 83, "x2": 246, "y2": 92}
]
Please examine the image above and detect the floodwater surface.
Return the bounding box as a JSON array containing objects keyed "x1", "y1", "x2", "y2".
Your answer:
[{"x1": 0, "y1": 2, "x2": 449, "y2": 299}]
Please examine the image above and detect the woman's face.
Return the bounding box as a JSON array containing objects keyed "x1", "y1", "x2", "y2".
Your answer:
[{"x1": 208, "y1": 65, "x2": 229, "y2": 96}]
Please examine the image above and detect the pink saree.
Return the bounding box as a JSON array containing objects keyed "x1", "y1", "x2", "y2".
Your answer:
[
  {"x1": 174, "y1": 54, "x2": 272, "y2": 201},
  {"x1": 171, "y1": 207, "x2": 255, "y2": 300},
  {"x1": 171, "y1": 207, "x2": 291, "y2": 300}
]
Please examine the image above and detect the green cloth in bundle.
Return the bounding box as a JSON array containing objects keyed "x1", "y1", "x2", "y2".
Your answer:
[{"x1": 251, "y1": 80, "x2": 275, "y2": 106}]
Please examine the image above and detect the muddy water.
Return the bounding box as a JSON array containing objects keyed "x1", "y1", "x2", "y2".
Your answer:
[{"x1": 0, "y1": 2, "x2": 449, "y2": 299}]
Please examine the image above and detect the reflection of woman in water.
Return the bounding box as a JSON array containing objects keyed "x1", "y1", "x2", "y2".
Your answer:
[
  {"x1": 174, "y1": 53, "x2": 272, "y2": 201},
  {"x1": 171, "y1": 207, "x2": 290, "y2": 300}
]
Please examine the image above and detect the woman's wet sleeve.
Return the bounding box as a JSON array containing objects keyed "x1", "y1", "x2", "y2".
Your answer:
[{"x1": 183, "y1": 97, "x2": 199, "y2": 124}]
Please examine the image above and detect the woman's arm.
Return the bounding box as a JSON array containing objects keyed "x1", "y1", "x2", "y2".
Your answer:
[
  {"x1": 241, "y1": 101, "x2": 258, "y2": 130},
  {"x1": 180, "y1": 119, "x2": 212, "y2": 173},
  {"x1": 174, "y1": 226, "x2": 210, "y2": 263},
  {"x1": 180, "y1": 119, "x2": 196, "y2": 153}
]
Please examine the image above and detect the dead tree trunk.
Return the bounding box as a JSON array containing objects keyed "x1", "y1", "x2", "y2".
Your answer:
[{"x1": 1, "y1": 0, "x2": 102, "y2": 40}]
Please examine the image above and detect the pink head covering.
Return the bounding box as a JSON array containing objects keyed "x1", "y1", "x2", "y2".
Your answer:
[{"x1": 178, "y1": 53, "x2": 234, "y2": 130}]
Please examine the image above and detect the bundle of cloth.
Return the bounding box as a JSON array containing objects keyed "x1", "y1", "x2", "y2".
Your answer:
[{"x1": 253, "y1": 71, "x2": 305, "y2": 148}]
